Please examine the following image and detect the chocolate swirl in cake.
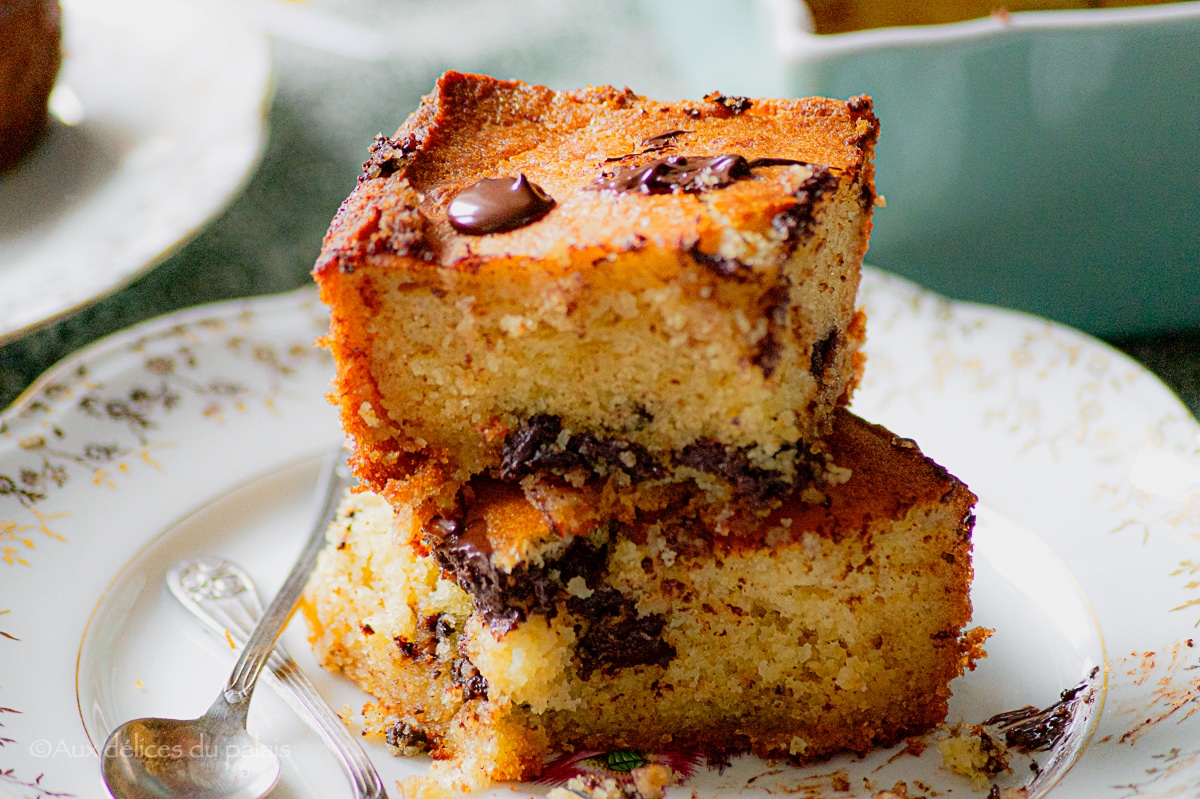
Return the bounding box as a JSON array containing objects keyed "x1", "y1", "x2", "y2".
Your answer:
[
  {"x1": 447, "y1": 174, "x2": 556, "y2": 234},
  {"x1": 500, "y1": 414, "x2": 664, "y2": 483},
  {"x1": 424, "y1": 490, "x2": 676, "y2": 677}
]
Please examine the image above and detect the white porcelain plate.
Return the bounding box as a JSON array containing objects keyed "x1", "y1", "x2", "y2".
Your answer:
[
  {"x1": 2, "y1": 269, "x2": 1199, "y2": 798},
  {"x1": 0, "y1": 0, "x2": 270, "y2": 343}
]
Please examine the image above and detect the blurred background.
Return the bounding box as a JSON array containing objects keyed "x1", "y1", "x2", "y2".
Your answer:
[{"x1": 1, "y1": 0, "x2": 1196, "y2": 417}]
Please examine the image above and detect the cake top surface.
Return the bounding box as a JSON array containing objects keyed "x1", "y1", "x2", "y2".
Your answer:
[{"x1": 315, "y1": 70, "x2": 878, "y2": 274}]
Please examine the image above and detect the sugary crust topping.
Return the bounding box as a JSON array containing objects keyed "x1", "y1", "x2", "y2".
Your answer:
[{"x1": 314, "y1": 71, "x2": 878, "y2": 277}]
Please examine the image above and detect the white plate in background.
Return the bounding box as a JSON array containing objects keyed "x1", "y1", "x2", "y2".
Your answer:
[{"x1": 0, "y1": 0, "x2": 270, "y2": 343}]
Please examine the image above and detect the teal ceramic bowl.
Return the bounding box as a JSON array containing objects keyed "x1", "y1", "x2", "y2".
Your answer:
[{"x1": 642, "y1": 0, "x2": 1200, "y2": 337}]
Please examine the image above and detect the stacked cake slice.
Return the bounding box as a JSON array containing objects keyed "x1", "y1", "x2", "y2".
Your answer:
[{"x1": 304, "y1": 71, "x2": 984, "y2": 791}]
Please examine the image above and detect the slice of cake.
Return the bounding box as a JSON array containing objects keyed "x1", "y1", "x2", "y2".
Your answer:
[
  {"x1": 313, "y1": 71, "x2": 879, "y2": 501},
  {"x1": 301, "y1": 410, "x2": 986, "y2": 789}
]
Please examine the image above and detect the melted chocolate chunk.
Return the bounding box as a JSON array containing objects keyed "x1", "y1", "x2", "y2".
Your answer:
[
  {"x1": 360, "y1": 133, "x2": 419, "y2": 183},
  {"x1": 593, "y1": 154, "x2": 750, "y2": 194},
  {"x1": 984, "y1": 668, "x2": 1099, "y2": 753},
  {"x1": 704, "y1": 91, "x2": 752, "y2": 115},
  {"x1": 771, "y1": 169, "x2": 840, "y2": 253},
  {"x1": 752, "y1": 285, "x2": 790, "y2": 378},
  {"x1": 569, "y1": 585, "x2": 676, "y2": 680},
  {"x1": 385, "y1": 720, "x2": 430, "y2": 753},
  {"x1": 425, "y1": 509, "x2": 602, "y2": 632},
  {"x1": 500, "y1": 414, "x2": 571, "y2": 477},
  {"x1": 425, "y1": 494, "x2": 675, "y2": 674},
  {"x1": 639, "y1": 129, "x2": 691, "y2": 150},
  {"x1": 810, "y1": 328, "x2": 840, "y2": 378},
  {"x1": 689, "y1": 243, "x2": 750, "y2": 281},
  {"x1": 500, "y1": 414, "x2": 663, "y2": 483},
  {"x1": 604, "y1": 130, "x2": 692, "y2": 163},
  {"x1": 427, "y1": 510, "x2": 525, "y2": 630},
  {"x1": 447, "y1": 174, "x2": 555, "y2": 235},
  {"x1": 676, "y1": 439, "x2": 792, "y2": 503},
  {"x1": 450, "y1": 657, "x2": 489, "y2": 701},
  {"x1": 976, "y1": 730, "x2": 1010, "y2": 779},
  {"x1": 591, "y1": 154, "x2": 812, "y2": 195}
]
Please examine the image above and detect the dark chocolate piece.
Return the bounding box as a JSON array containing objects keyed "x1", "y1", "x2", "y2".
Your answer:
[
  {"x1": 500, "y1": 414, "x2": 664, "y2": 483},
  {"x1": 604, "y1": 130, "x2": 692, "y2": 163},
  {"x1": 427, "y1": 509, "x2": 524, "y2": 630},
  {"x1": 984, "y1": 667, "x2": 1100, "y2": 753},
  {"x1": 385, "y1": 720, "x2": 430, "y2": 753},
  {"x1": 425, "y1": 488, "x2": 676, "y2": 674},
  {"x1": 569, "y1": 585, "x2": 676, "y2": 679},
  {"x1": 689, "y1": 243, "x2": 750, "y2": 281},
  {"x1": 425, "y1": 505, "x2": 601, "y2": 632},
  {"x1": 810, "y1": 328, "x2": 840, "y2": 378},
  {"x1": 704, "y1": 91, "x2": 752, "y2": 115},
  {"x1": 508, "y1": 418, "x2": 823, "y2": 503},
  {"x1": 450, "y1": 657, "x2": 489, "y2": 701},
  {"x1": 676, "y1": 438, "x2": 792, "y2": 503},
  {"x1": 500, "y1": 415, "x2": 574, "y2": 478},
  {"x1": 394, "y1": 637, "x2": 420, "y2": 659},
  {"x1": 846, "y1": 94, "x2": 873, "y2": 123},
  {"x1": 447, "y1": 174, "x2": 555, "y2": 234},
  {"x1": 592, "y1": 154, "x2": 815, "y2": 195},
  {"x1": 592, "y1": 154, "x2": 750, "y2": 194},
  {"x1": 771, "y1": 168, "x2": 840, "y2": 253},
  {"x1": 360, "y1": 133, "x2": 420, "y2": 183},
  {"x1": 639, "y1": 129, "x2": 691, "y2": 150},
  {"x1": 752, "y1": 285, "x2": 790, "y2": 378}
]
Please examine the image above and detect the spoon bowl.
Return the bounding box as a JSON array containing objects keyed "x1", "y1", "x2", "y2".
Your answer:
[{"x1": 101, "y1": 701, "x2": 279, "y2": 799}]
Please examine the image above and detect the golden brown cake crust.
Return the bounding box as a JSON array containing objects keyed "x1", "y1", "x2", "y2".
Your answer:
[
  {"x1": 314, "y1": 71, "x2": 877, "y2": 275},
  {"x1": 760, "y1": 407, "x2": 975, "y2": 544}
]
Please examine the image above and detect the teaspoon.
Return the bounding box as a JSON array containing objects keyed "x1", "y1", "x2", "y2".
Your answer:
[{"x1": 100, "y1": 448, "x2": 353, "y2": 799}]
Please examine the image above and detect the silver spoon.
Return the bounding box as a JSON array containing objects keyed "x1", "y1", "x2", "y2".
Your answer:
[
  {"x1": 167, "y1": 557, "x2": 387, "y2": 798},
  {"x1": 101, "y1": 448, "x2": 355, "y2": 799}
]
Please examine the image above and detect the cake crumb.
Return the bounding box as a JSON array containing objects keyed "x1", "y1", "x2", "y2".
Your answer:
[
  {"x1": 800, "y1": 486, "x2": 827, "y2": 505},
  {"x1": 547, "y1": 775, "x2": 629, "y2": 799},
  {"x1": 938, "y1": 724, "x2": 1010, "y2": 790},
  {"x1": 825, "y1": 463, "x2": 853, "y2": 484},
  {"x1": 631, "y1": 763, "x2": 674, "y2": 799},
  {"x1": 397, "y1": 775, "x2": 457, "y2": 799},
  {"x1": 566, "y1": 575, "x2": 594, "y2": 599},
  {"x1": 871, "y1": 781, "x2": 908, "y2": 798},
  {"x1": 988, "y1": 787, "x2": 1029, "y2": 799},
  {"x1": 359, "y1": 401, "x2": 382, "y2": 428}
]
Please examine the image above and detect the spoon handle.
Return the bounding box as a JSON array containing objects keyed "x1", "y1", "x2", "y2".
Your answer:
[
  {"x1": 224, "y1": 447, "x2": 353, "y2": 705},
  {"x1": 168, "y1": 557, "x2": 388, "y2": 799}
]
